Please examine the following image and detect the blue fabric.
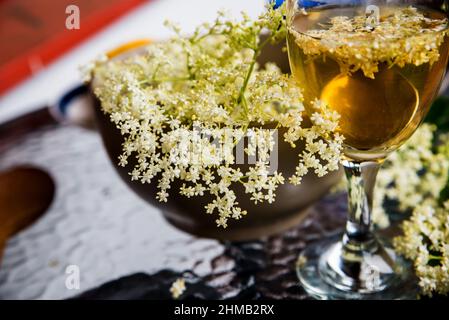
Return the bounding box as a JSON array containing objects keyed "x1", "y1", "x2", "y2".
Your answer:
[
  {"x1": 271, "y1": 0, "x2": 284, "y2": 8},
  {"x1": 57, "y1": 84, "x2": 88, "y2": 117},
  {"x1": 269, "y1": 0, "x2": 361, "y2": 9},
  {"x1": 269, "y1": 0, "x2": 325, "y2": 8},
  {"x1": 271, "y1": 0, "x2": 285, "y2": 9}
]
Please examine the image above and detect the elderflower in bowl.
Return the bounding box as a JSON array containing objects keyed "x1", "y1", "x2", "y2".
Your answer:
[{"x1": 86, "y1": 6, "x2": 343, "y2": 240}]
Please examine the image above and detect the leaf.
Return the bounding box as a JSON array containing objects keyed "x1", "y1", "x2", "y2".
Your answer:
[
  {"x1": 438, "y1": 173, "x2": 449, "y2": 205},
  {"x1": 425, "y1": 96, "x2": 449, "y2": 132},
  {"x1": 423, "y1": 98, "x2": 449, "y2": 204}
]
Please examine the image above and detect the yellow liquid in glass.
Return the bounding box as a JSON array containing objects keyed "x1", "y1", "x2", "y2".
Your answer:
[{"x1": 287, "y1": 7, "x2": 449, "y2": 160}]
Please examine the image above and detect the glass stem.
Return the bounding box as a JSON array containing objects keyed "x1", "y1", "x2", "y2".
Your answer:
[{"x1": 342, "y1": 160, "x2": 382, "y2": 252}]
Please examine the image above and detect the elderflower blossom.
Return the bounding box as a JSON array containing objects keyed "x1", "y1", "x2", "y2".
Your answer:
[
  {"x1": 394, "y1": 201, "x2": 449, "y2": 296},
  {"x1": 290, "y1": 6, "x2": 448, "y2": 78},
  {"x1": 375, "y1": 124, "x2": 449, "y2": 227},
  {"x1": 90, "y1": 4, "x2": 343, "y2": 228},
  {"x1": 170, "y1": 278, "x2": 186, "y2": 299},
  {"x1": 390, "y1": 129, "x2": 449, "y2": 296}
]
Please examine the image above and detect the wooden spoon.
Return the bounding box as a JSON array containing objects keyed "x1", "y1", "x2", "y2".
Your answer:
[{"x1": 0, "y1": 167, "x2": 55, "y2": 262}]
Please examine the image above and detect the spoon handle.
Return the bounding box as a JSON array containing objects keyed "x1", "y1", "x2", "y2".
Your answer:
[{"x1": 0, "y1": 107, "x2": 58, "y2": 153}]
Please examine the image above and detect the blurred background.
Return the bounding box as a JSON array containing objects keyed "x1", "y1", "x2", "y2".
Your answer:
[{"x1": 0, "y1": 0, "x2": 263, "y2": 122}]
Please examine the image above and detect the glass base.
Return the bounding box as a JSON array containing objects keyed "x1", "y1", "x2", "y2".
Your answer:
[{"x1": 296, "y1": 234, "x2": 419, "y2": 300}]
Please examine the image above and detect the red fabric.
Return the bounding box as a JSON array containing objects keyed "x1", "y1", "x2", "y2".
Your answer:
[{"x1": 0, "y1": 0, "x2": 147, "y2": 95}]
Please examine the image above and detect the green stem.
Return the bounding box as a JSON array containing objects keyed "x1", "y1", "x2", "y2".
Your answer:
[
  {"x1": 428, "y1": 254, "x2": 443, "y2": 261},
  {"x1": 185, "y1": 48, "x2": 194, "y2": 79},
  {"x1": 140, "y1": 77, "x2": 191, "y2": 85},
  {"x1": 192, "y1": 21, "x2": 220, "y2": 43},
  {"x1": 236, "y1": 32, "x2": 275, "y2": 119},
  {"x1": 151, "y1": 63, "x2": 162, "y2": 82}
]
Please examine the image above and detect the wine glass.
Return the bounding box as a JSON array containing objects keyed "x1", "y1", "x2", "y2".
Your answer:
[{"x1": 286, "y1": 0, "x2": 449, "y2": 299}]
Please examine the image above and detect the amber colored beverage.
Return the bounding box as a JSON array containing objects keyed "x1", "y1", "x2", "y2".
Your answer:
[{"x1": 287, "y1": 7, "x2": 449, "y2": 160}]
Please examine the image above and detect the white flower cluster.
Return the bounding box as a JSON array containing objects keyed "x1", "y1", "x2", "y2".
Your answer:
[
  {"x1": 391, "y1": 128, "x2": 449, "y2": 296},
  {"x1": 170, "y1": 278, "x2": 186, "y2": 299},
  {"x1": 91, "y1": 5, "x2": 343, "y2": 228},
  {"x1": 394, "y1": 201, "x2": 449, "y2": 296},
  {"x1": 375, "y1": 124, "x2": 449, "y2": 227},
  {"x1": 370, "y1": 124, "x2": 449, "y2": 296}
]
